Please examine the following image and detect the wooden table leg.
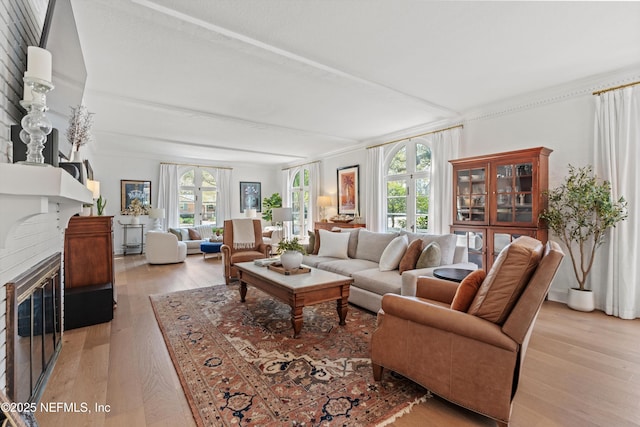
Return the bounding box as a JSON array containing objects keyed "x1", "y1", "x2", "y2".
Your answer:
[
  {"x1": 290, "y1": 295, "x2": 304, "y2": 338},
  {"x1": 240, "y1": 281, "x2": 247, "y2": 302},
  {"x1": 337, "y1": 293, "x2": 348, "y2": 326}
]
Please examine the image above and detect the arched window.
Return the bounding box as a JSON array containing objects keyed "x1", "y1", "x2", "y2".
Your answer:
[
  {"x1": 178, "y1": 167, "x2": 217, "y2": 227},
  {"x1": 385, "y1": 140, "x2": 431, "y2": 232},
  {"x1": 290, "y1": 166, "x2": 310, "y2": 237}
]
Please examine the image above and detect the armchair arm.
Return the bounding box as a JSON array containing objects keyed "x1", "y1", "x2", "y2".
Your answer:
[
  {"x1": 415, "y1": 276, "x2": 459, "y2": 304},
  {"x1": 256, "y1": 243, "x2": 270, "y2": 257},
  {"x1": 381, "y1": 294, "x2": 517, "y2": 352}
]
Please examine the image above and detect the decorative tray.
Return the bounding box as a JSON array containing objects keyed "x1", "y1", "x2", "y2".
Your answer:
[{"x1": 267, "y1": 263, "x2": 311, "y2": 275}]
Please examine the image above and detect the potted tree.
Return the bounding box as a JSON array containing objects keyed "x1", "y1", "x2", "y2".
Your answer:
[
  {"x1": 262, "y1": 193, "x2": 282, "y2": 223},
  {"x1": 277, "y1": 237, "x2": 306, "y2": 271},
  {"x1": 539, "y1": 165, "x2": 627, "y2": 311}
]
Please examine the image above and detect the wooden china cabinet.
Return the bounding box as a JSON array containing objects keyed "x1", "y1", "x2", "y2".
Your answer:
[{"x1": 450, "y1": 147, "x2": 552, "y2": 270}]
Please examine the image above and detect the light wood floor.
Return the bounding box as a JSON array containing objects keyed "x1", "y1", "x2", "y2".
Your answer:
[{"x1": 36, "y1": 254, "x2": 640, "y2": 427}]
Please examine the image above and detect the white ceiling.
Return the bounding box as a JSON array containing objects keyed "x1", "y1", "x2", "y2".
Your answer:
[{"x1": 69, "y1": 0, "x2": 640, "y2": 165}]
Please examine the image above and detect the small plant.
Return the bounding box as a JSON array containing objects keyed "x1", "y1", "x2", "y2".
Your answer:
[
  {"x1": 96, "y1": 195, "x2": 107, "y2": 216},
  {"x1": 277, "y1": 237, "x2": 306, "y2": 255},
  {"x1": 539, "y1": 165, "x2": 627, "y2": 291},
  {"x1": 262, "y1": 193, "x2": 282, "y2": 222}
]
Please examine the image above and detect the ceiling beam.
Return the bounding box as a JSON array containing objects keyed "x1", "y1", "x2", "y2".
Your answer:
[{"x1": 131, "y1": 0, "x2": 457, "y2": 116}]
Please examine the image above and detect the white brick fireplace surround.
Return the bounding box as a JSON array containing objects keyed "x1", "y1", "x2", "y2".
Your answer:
[{"x1": 0, "y1": 163, "x2": 91, "y2": 393}]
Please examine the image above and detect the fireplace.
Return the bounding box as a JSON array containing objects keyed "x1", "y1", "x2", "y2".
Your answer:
[{"x1": 5, "y1": 253, "x2": 62, "y2": 403}]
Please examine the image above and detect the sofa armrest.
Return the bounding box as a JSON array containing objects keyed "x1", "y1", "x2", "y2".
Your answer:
[
  {"x1": 381, "y1": 294, "x2": 517, "y2": 351},
  {"x1": 401, "y1": 262, "x2": 477, "y2": 296},
  {"x1": 415, "y1": 276, "x2": 459, "y2": 304}
]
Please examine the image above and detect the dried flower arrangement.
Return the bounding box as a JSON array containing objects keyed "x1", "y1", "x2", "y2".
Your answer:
[
  {"x1": 66, "y1": 105, "x2": 94, "y2": 153},
  {"x1": 121, "y1": 198, "x2": 149, "y2": 217}
]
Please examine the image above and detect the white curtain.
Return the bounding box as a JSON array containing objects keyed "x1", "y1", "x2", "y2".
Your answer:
[
  {"x1": 308, "y1": 162, "x2": 320, "y2": 233},
  {"x1": 429, "y1": 127, "x2": 461, "y2": 234},
  {"x1": 158, "y1": 163, "x2": 179, "y2": 229},
  {"x1": 281, "y1": 168, "x2": 291, "y2": 208},
  {"x1": 216, "y1": 168, "x2": 232, "y2": 225},
  {"x1": 594, "y1": 85, "x2": 640, "y2": 319},
  {"x1": 365, "y1": 146, "x2": 385, "y2": 232}
]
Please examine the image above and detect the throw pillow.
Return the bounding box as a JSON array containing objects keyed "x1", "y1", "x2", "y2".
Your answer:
[
  {"x1": 399, "y1": 239, "x2": 424, "y2": 274},
  {"x1": 379, "y1": 235, "x2": 409, "y2": 271},
  {"x1": 317, "y1": 229, "x2": 350, "y2": 259},
  {"x1": 168, "y1": 228, "x2": 183, "y2": 241},
  {"x1": 451, "y1": 270, "x2": 487, "y2": 312},
  {"x1": 419, "y1": 234, "x2": 458, "y2": 266},
  {"x1": 415, "y1": 242, "x2": 441, "y2": 269},
  {"x1": 188, "y1": 228, "x2": 201, "y2": 240},
  {"x1": 308, "y1": 230, "x2": 316, "y2": 254}
]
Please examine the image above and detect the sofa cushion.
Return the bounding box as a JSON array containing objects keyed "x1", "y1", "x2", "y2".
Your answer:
[
  {"x1": 379, "y1": 235, "x2": 409, "y2": 271},
  {"x1": 451, "y1": 269, "x2": 487, "y2": 312},
  {"x1": 301, "y1": 255, "x2": 341, "y2": 268},
  {"x1": 312, "y1": 228, "x2": 340, "y2": 254},
  {"x1": 399, "y1": 239, "x2": 423, "y2": 274},
  {"x1": 352, "y1": 268, "x2": 403, "y2": 296},
  {"x1": 168, "y1": 228, "x2": 183, "y2": 241},
  {"x1": 468, "y1": 236, "x2": 544, "y2": 324},
  {"x1": 355, "y1": 230, "x2": 399, "y2": 263},
  {"x1": 317, "y1": 259, "x2": 379, "y2": 277},
  {"x1": 416, "y1": 242, "x2": 441, "y2": 269},
  {"x1": 317, "y1": 229, "x2": 350, "y2": 259},
  {"x1": 334, "y1": 227, "x2": 360, "y2": 259},
  {"x1": 188, "y1": 228, "x2": 202, "y2": 240}
]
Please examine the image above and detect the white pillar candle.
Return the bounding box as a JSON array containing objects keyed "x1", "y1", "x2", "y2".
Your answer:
[{"x1": 26, "y1": 46, "x2": 52, "y2": 82}]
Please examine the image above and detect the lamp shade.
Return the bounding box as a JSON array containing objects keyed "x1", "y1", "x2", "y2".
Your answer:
[
  {"x1": 86, "y1": 180, "x2": 100, "y2": 199},
  {"x1": 272, "y1": 207, "x2": 292, "y2": 222},
  {"x1": 149, "y1": 208, "x2": 165, "y2": 219},
  {"x1": 317, "y1": 196, "x2": 332, "y2": 207}
]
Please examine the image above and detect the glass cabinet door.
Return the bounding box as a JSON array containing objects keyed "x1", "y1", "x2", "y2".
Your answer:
[
  {"x1": 455, "y1": 166, "x2": 487, "y2": 224},
  {"x1": 494, "y1": 161, "x2": 534, "y2": 225},
  {"x1": 453, "y1": 228, "x2": 485, "y2": 269},
  {"x1": 489, "y1": 229, "x2": 537, "y2": 269}
]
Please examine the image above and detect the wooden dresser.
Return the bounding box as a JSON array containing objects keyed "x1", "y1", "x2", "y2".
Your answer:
[{"x1": 63, "y1": 215, "x2": 115, "y2": 329}]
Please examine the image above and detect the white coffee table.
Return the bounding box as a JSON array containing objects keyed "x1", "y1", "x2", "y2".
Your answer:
[{"x1": 234, "y1": 262, "x2": 353, "y2": 338}]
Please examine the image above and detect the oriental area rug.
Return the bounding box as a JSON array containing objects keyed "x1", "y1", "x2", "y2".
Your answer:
[{"x1": 150, "y1": 284, "x2": 431, "y2": 427}]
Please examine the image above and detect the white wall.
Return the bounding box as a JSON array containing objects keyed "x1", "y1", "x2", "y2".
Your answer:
[{"x1": 316, "y1": 149, "x2": 367, "y2": 221}]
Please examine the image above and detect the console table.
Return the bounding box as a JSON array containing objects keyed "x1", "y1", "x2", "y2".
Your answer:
[
  {"x1": 122, "y1": 223, "x2": 145, "y2": 255},
  {"x1": 314, "y1": 221, "x2": 366, "y2": 231}
]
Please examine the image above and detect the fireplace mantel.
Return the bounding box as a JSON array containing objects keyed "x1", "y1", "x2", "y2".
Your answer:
[{"x1": 0, "y1": 163, "x2": 92, "y2": 249}]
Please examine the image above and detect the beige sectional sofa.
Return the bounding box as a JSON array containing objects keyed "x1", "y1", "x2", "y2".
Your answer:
[{"x1": 302, "y1": 228, "x2": 476, "y2": 313}]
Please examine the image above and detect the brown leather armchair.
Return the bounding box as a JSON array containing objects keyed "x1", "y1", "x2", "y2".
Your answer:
[
  {"x1": 221, "y1": 219, "x2": 269, "y2": 285},
  {"x1": 371, "y1": 237, "x2": 564, "y2": 427}
]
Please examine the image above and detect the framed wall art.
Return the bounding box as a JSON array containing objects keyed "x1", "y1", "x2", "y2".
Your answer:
[
  {"x1": 240, "y1": 181, "x2": 261, "y2": 213},
  {"x1": 337, "y1": 165, "x2": 359, "y2": 215},
  {"x1": 121, "y1": 179, "x2": 151, "y2": 213}
]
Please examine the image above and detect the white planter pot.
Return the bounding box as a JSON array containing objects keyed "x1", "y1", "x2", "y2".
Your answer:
[
  {"x1": 280, "y1": 251, "x2": 303, "y2": 270},
  {"x1": 79, "y1": 206, "x2": 91, "y2": 216},
  {"x1": 567, "y1": 288, "x2": 595, "y2": 312},
  {"x1": 130, "y1": 216, "x2": 140, "y2": 225}
]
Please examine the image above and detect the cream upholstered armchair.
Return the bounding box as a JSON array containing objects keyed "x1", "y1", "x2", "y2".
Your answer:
[
  {"x1": 146, "y1": 231, "x2": 187, "y2": 264},
  {"x1": 221, "y1": 219, "x2": 270, "y2": 285},
  {"x1": 371, "y1": 237, "x2": 564, "y2": 427}
]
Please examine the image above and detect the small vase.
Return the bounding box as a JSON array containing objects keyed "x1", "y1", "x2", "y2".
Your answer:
[
  {"x1": 280, "y1": 251, "x2": 303, "y2": 270},
  {"x1": 567, "y1": 288, "x2": 595, "y2": 312},
  {"x1": 130, "y1": 216, "x2": 140, "y2": 225},
  {"x1": 69, "y1": 150, "x2": 82, "y2": 162}
]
